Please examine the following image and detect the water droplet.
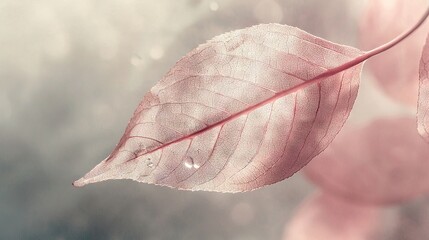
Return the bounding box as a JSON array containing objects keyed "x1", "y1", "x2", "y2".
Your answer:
[
  {"x1": 209, "y1": 1, "x2": 219, "y2": 11},
  {"x1": 184, "y1": 157, "x2": 200, "y2": 169},
  {"x1": 184, "y1": 156, "x2": 194, "y2": 169},
  {"x1": 147, "y1": 162, "x2": 154, "y2": 168},
  {"x1": 184, "y1": 161, "x2": 193, "y2": 169}
]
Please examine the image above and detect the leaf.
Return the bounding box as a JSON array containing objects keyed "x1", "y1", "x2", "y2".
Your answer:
[
  {"x1": 282, "y1": 192, "x2": 382, "y2": 240},
  {"x1": 304, "y1": 117, "x2": 429, "y2": 204},
  {"x1": 359, "y1": 0, "x2": 428, "y2": 105},
  {"x1": 418, "y1": 34, "x2": 429, "y2": 142},
  {"x1": 73, "y1": 23, "x2": 364, "y2": 192}
]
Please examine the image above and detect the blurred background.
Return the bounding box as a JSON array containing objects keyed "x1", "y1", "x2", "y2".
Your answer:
[{"x1": 1, "y1": 0, "x2": 428, "y2": 239}]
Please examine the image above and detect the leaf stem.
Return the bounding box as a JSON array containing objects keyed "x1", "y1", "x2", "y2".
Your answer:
[
  {"x1": 365, "y1": 6, "x2": 429, "y2": 59},
  {"x1": 312, "y1": 5, "x2": 429, "y2": 82}
]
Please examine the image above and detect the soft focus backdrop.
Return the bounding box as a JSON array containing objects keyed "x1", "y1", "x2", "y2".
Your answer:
[{"x1": 1, "y1": 0, "x2": 428, "y2": 239}]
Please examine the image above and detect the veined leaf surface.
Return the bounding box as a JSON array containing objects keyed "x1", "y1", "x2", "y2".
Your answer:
[{"x1": 74, "y1": 24, "x2": 364, "y2": 192}]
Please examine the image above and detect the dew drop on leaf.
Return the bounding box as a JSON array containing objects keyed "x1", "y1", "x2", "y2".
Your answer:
[
  {"x1": 184, "y1": 161, "x2": 193, "y2": 169},
  {"x1": 184, "y1": 157, "x2": 195, "y2": 169}
]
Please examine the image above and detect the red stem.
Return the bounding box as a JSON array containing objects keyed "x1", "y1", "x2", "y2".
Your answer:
[{"x1": 308, "y1": 6, "x2": 429, "y2": 85}]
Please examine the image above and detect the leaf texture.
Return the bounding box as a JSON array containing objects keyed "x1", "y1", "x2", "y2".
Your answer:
[
  {"x1": 74, "y1": 24, "x2": 364, "y2": 192},
  {"x1": 418, "y1": 34, "x2": 429, "y2": 142},
  {"x1": 360, "y1": 0, "x2": 428, "y2": 105},
  {"x1": 283, "y1": 192, "x2": 382, "y2": 240},
  {"x1": 304, "y1": 117, "x2": 429, "y2": 204}
]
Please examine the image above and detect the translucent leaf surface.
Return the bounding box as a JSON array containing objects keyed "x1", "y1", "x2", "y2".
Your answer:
[{"x1": 74, "y1": 24, "x2": 364, "y2": 192}]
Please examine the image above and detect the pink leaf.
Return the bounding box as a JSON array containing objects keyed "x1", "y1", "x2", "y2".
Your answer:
[
  {"x1": 73, "y1": 23, "x2": 365, "y2": 192},
  {"x1": 304, "y1": 117, "x2": 429, "y2": 204},
  {"x1": 418, "y1": 34, "x2": 429, "y2": 142},
  {"x1": 283, "y1": 192, "x2": 382, "y2": 240},
  {"x1": 359, "y1": 0, "x2": 428, "y2": 105}
]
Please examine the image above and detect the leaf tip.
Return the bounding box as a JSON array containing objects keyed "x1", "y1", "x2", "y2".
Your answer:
[{"x1": 72, "y1": 178, "x2": 87, "y2": 187}]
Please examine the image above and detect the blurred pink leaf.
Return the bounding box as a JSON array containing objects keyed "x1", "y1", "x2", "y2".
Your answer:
[
  {"x1": 283, "y1": 192, "x2": 382, "y2": 240},
  {"x1": 74, "y1": 23, "x2": 364, "y2": 192},
  {"x1": 304, "y1": 117, "x2": 429, "y2": 204},
  {"x1": 418, "y1": 34, "x2": 429, "y2": 142},
  {"x1": 359, "y1": 0, "x2": 428, "y2": 105}
]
